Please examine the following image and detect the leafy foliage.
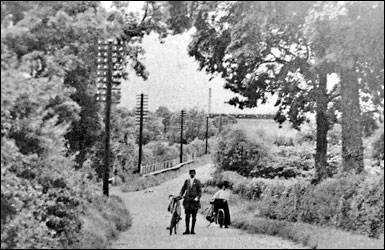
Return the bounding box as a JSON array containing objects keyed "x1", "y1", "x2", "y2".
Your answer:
[
  {"x1": 372, "y1": 132, "x2": 384, "y2": 163},
  {"x1": 303, "y1": 1, "x2": 384, "y2": 173},
  {"x1": 213, "y1": 127, "x2": 315, "y2": 179},
  {"x1": 184, "y1": 1, "x2": 384, "y2": 179},
  {"x1": 214, "y1": 129, "x2": 271, "y2": 176},
  {"x1": 209, "y1": 170, "x2": 384, "y2": 238},
  {"x1": 1, "y1": 63, "x2": 131, "y2": 250},
  {"x1": 1, "y1": 69, "x2": 89, "y2": 248}
]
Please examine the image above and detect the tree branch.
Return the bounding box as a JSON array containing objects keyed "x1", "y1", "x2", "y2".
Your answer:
[
  {"x1": 277, "y1": 44, "x2": 306, "y2": 62},
  {"x1": 140, "y1": 2, "x2": 149, "y2": 25},
  {"x1": 328, "y1": 86, "x2": 341, "y2": 101}
]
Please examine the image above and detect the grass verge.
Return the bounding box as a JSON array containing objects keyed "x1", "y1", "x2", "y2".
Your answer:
[
  {"x1": 73, "y1": 195, "x2": 132, "y2": 249},
  {"x1": 120, "y1": 155, "x2": 212, "y2": 192},
  {"x1": 200, "y1": 184, "x2": 384, "y2": 249}
]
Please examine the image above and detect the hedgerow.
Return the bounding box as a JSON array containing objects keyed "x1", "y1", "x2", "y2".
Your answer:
[{"x1": 208, "y1": 170, "x2": 384, "y2": 238}]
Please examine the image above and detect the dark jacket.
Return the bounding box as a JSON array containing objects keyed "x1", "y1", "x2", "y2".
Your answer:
[{"x1": 180, "y1": 178, "x2": 202, "y2": 210}]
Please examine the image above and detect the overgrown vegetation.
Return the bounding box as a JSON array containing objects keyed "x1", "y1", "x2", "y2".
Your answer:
[
  {"x1": 74, "y1": 195, "x2": 132, "y2": 249},
  {"x1": 187, "y1": 0, "x2": 384, "y2": 182},
  {"x1": 202, "y1": 175, "x2": 384, "y2": 249},
  {"x1": 231, "y1": 206, "x2": 384, "y2": 249},
  {"x1": 1, "y1": 2, "x2": 201, "y2": 248},
  {"x1": 208, "y1": 124, "x2": 384, "y2": 241},
  {"x1": 0, "y1": 73, "x2": 131, "y2": 248},
  {"x1": 214, "y1": 127, "x2": 315, "y2": 179},
  {"x1": 1, "y1": 1, "x2": 383, "y2": 248}
]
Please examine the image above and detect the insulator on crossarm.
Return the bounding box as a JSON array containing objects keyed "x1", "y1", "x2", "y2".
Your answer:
[
  {"x1": 97, "y1": 77, "x2": 107, "y2": 82},
  {"x1": 98, "y1": 45, "x2": 108, "y2": 51},
  {"x1": 97, "y1": 89, "x2": 107, "y2": 95},
  {"x1": 97, "y1": 65, "x2": 108, "y2": 69},
  {"x1": 98, "y1": 52, "x2": 108, "y2": 57},
  {"x1": 97, "y1": 58, "x2": 108, "y2": 63},
  {"x1": 97, "y1": 83, "x2": 107, "y2": 88}
]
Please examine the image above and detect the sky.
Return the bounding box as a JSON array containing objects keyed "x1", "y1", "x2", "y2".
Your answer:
[
  {"x1": 102, "y1": 1, "x2": 338, "y2": 115},
  {"x1": 102, "y1": 1, "x2": 278, "y2": 114},
  {"x1": 119, "y1": 30, "x2": 280, "y2": 114}
]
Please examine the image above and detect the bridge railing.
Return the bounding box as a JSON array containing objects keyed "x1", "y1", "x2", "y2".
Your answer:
[{"x1": 139, "y1": 145, "x2": 207, "y2": 176}]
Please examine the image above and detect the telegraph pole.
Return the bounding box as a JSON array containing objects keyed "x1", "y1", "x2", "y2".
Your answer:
[
  {"x1": 136, "y1": 93, "x2": 148, "y2": 174},
  {"x1": 180, "y1": 110, "x2": 185, "y2": 163},
  {"x1": 96, "y1": 39, "x2": 124, "y2": 196},
  {"x1": 208, "y1": 88, "x2": 211, "y2": 115},
  {"x1": 205, "y1": 88, "x2": 211, "y2": 154},
  {"x1": 219, "y1": 116, "x2": 222, "y2": 134},
  {"x1": 139, "y1": 94, "x2": 143, "y2": 173},
  {"x1": 104, "y1": 41, "x2": 112, "y2": 197},
  {"x1": 205, "y1": 115, "x2": 209, "y2": 154}
]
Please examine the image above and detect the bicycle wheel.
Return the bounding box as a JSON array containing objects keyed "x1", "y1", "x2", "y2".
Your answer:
[
  {"x1": 170, "y1": 212, "x2": 178, "y2": 235},
  {"x1": 218, "y1": 209, "x2": 224, "y2": 228},
  {"x1": 169, "y1": 214, "x2": 175, "y2": 235}
]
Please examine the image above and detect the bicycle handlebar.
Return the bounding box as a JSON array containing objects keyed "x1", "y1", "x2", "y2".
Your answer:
[{"x1": 169, "y1": 194, "x2": 184, "y2": 200}]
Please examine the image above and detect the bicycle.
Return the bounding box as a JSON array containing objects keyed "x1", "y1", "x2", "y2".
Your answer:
[
  {"x1": 217, "y1": 207, "x2": 225, "y2": 228},
  {"x1": 167, "y1": 195, "x2": 183, "y2": 235},
  {"x1": 210, "y1": 198, "x2": 227, "y2": 228}
]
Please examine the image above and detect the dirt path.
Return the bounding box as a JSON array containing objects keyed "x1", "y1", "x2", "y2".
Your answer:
[{"x1": 110, "y1": 163, "x2": 307, "y2": 249}]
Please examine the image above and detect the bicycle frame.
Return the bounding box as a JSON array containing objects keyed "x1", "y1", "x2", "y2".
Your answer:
[{"x1": 168, "y1": 195, "x2": 183, "y2": 235}]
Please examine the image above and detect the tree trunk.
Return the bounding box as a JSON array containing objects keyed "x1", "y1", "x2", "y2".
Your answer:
[
  {"x1": 340, "y1": 66, "x2": 364, "y2": 173},
  {"x1": 313, "y1": 74, "x2": 330, "y2": 183}
]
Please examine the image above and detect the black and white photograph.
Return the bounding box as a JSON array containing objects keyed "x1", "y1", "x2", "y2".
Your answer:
[{"x1": 1, "y1": 1, "x2": 384, "y2": 249}]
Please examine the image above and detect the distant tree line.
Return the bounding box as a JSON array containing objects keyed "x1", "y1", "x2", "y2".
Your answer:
[{"x1": 210, "y1": 113, "x2": 275, "y2": 119}]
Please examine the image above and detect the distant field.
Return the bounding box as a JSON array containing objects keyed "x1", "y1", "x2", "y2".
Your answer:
[{"x1": 230, "y1": 119, "x2": 305, "y2": 144}]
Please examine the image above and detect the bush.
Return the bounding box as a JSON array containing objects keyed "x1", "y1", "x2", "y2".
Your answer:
[
  {"x1": 257, "y1": 173, "x2": 384, "y2": 238},
  {"x1": 185, "y1": 138, "x2": 207, "y2": 157},
  {"x1": 143, "y1": 141, "x2": 179, "y2": 164},
  {"x1": 348, "y1": 175, "x2": 384, "y2": 237},
  {"x1": 262, "y1": 144, "x2": 315, "y2": 179},
  {"x1": 273, "y1": 134, "x2": 295, "y2": 147},
  {"x1": 0, "y1": 74, "x2": 131, "y2": 249},
  {"x1": 214, "y1": 127, "x2": 315, "y2": 179},
  {"x1": 295, "y1": 124, "x2": 316, "y2": 145},
  {"x1": 214, "y1": 129, "x2": 271, "y2": 177}
]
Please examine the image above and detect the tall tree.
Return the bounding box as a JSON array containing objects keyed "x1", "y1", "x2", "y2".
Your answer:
[
  {"x1": 184, "y1": 1, "x2": 338, "y2": 182},
  {"x1": 303, "y1": 1, "x2": 384, "y2": 173},
  {"x1": 155, "y1": 106, "x2": 172, "y2": 133},
  {"x1": 1, "y1": 1, "x2": 108, "y2": 168}
]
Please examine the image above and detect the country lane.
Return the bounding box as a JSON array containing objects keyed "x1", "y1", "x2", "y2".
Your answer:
[{"x1": 110, "y1": 163, "x2": 307, "y2": 249}]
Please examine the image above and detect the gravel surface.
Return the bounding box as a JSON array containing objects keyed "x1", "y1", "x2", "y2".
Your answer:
[{"x1": 110, "y1": 163, "x2": 307, "y2": 249}]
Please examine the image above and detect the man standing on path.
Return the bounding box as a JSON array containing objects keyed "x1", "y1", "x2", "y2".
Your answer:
[{"x1": 180, "y1": 169, "x2": 202, "y2": 235}]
